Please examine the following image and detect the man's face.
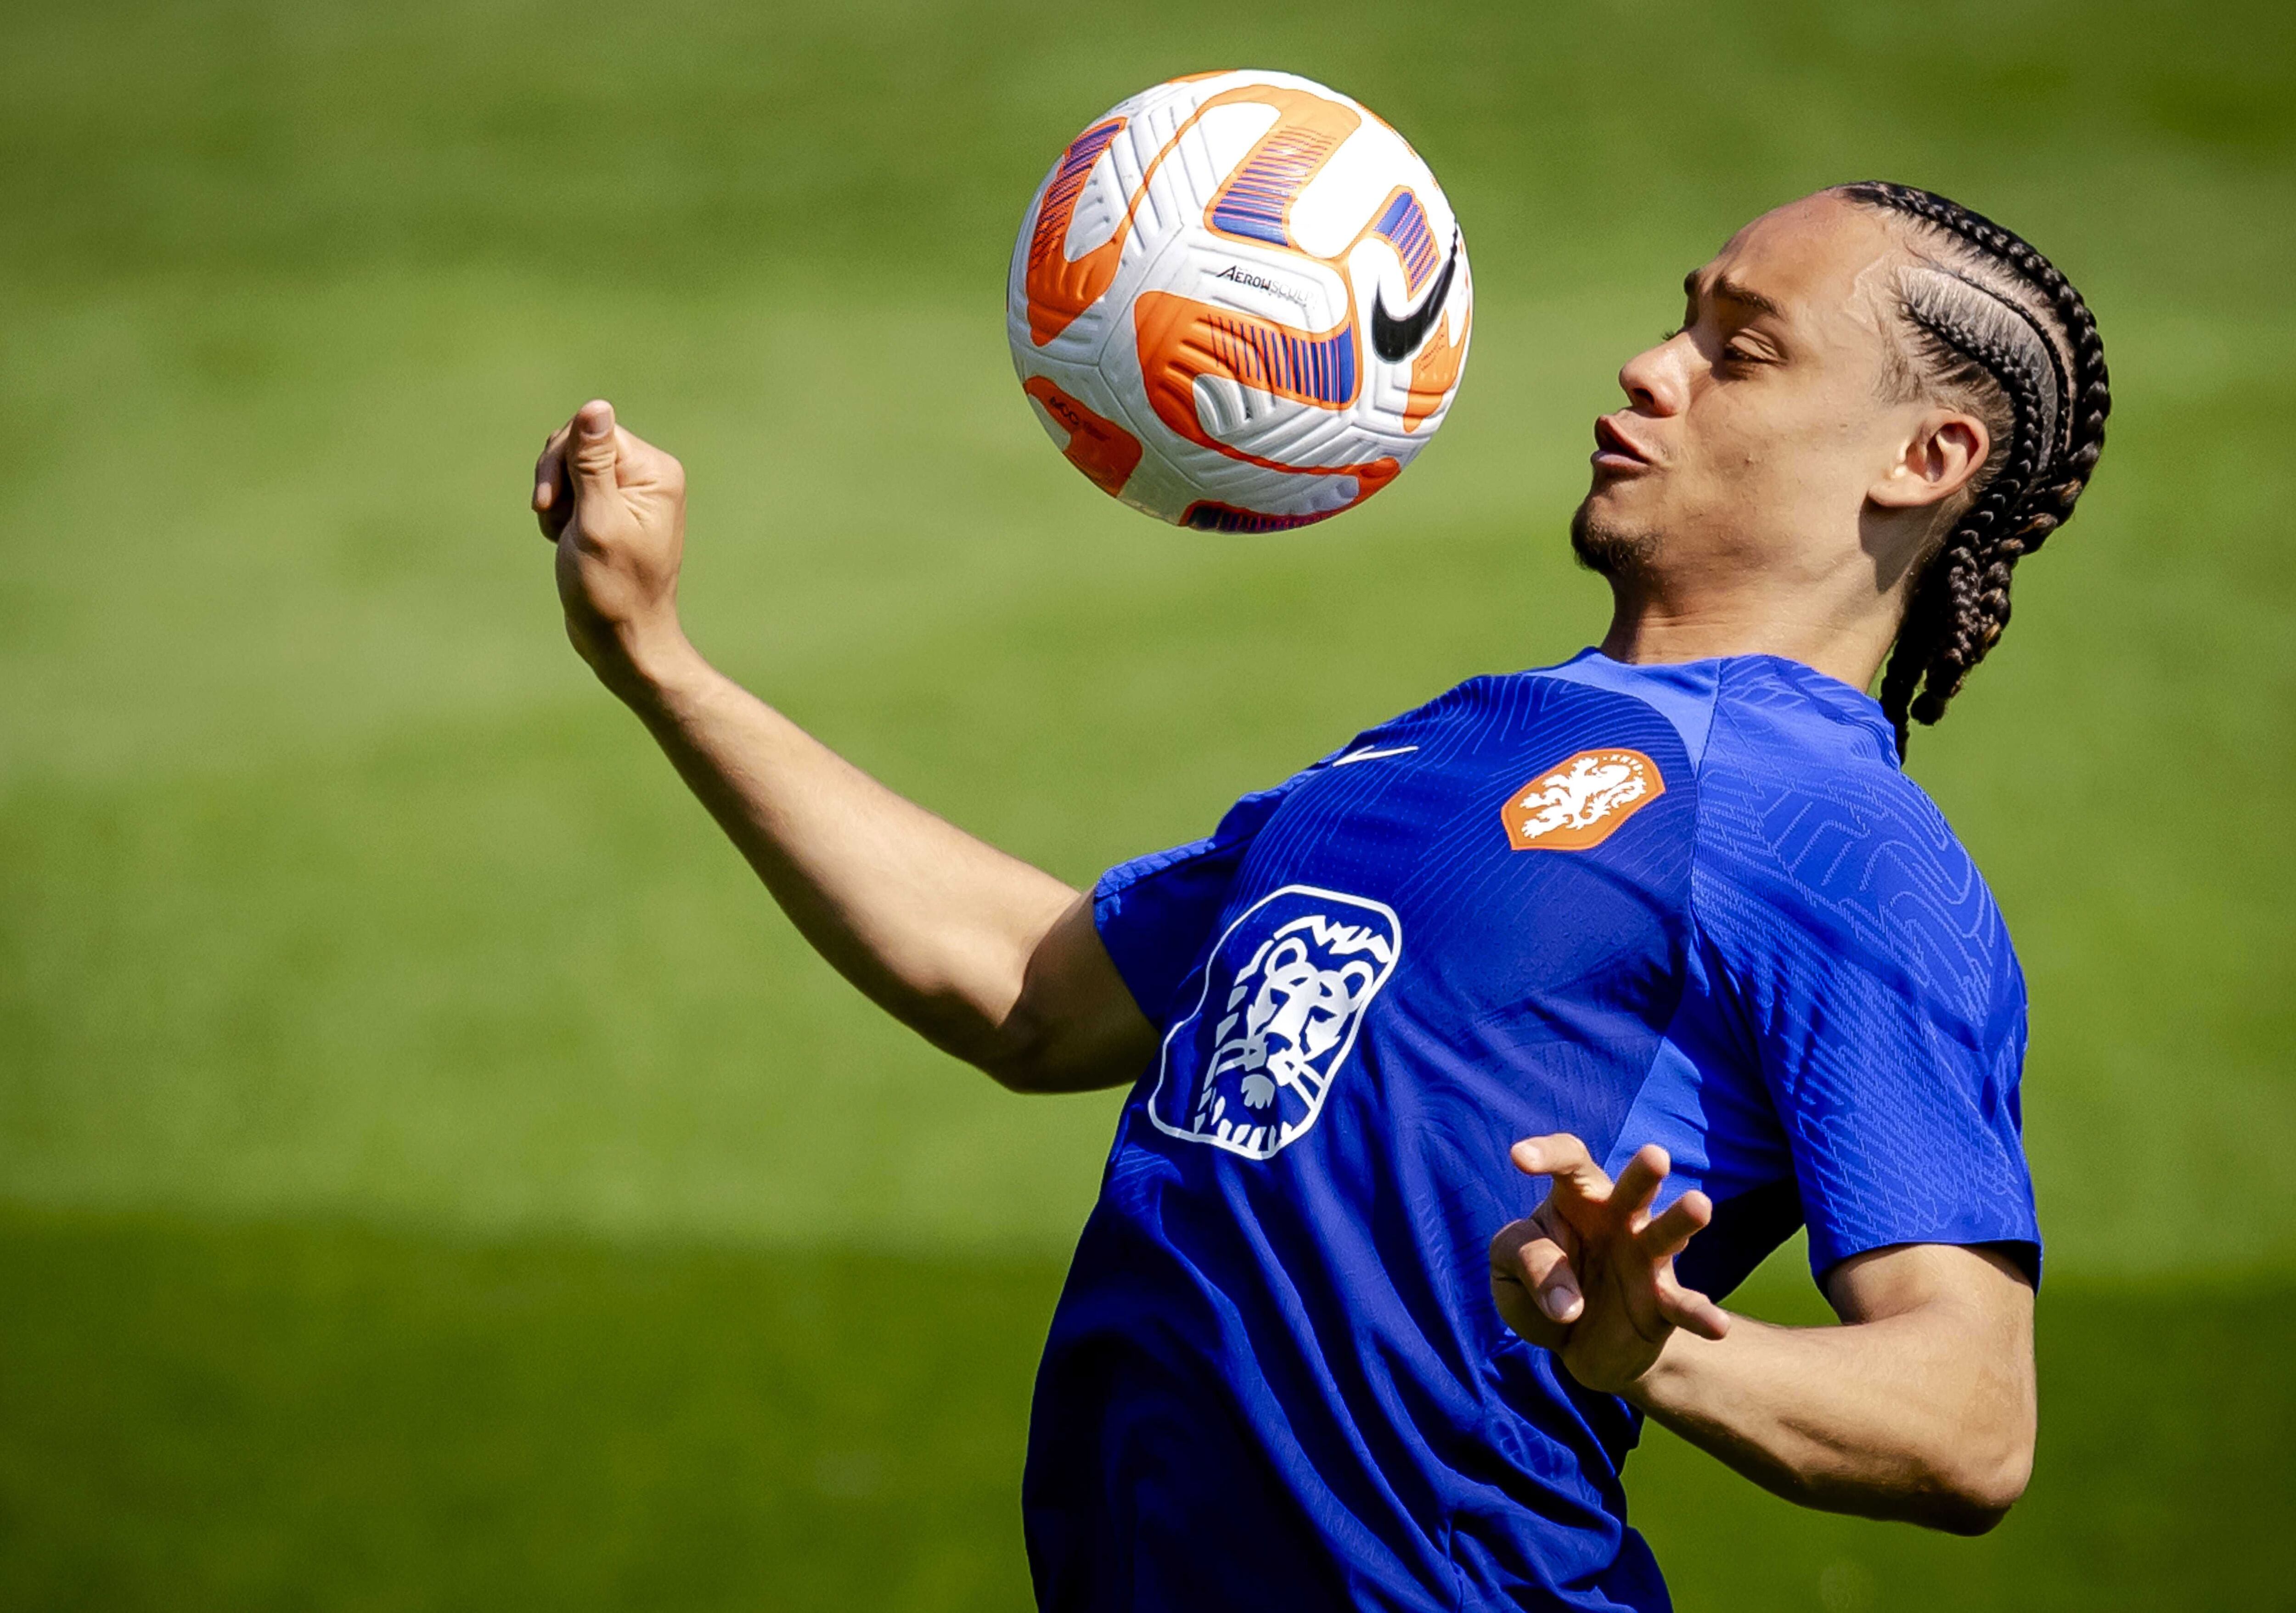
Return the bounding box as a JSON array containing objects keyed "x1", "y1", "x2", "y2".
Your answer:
[{"x1": 1571, "y1": 194, "x2": 1921, "y2": 593}]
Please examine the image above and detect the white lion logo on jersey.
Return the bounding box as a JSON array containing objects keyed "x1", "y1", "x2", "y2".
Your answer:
[{"x1": 1148, "y1": 886, "x2": 1401, "y2": 1160}]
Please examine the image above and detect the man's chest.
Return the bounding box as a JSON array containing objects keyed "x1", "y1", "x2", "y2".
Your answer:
[{"x1": 1143, "y1": 680, "x2": 1703, "y2": 1160}]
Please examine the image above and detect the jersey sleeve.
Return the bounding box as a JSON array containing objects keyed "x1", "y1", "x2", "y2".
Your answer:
[
  {"x1": 1691, "y1": 726, "x2": 2041, "y2": 1285},
  {"x1": 1092, "y1": 779, "x2": 1300, "y2": 1027}
]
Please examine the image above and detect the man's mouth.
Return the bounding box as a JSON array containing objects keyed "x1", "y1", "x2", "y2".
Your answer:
[{"x1": 1592, "y1": 415, "x2": 1655, "y2": 472}]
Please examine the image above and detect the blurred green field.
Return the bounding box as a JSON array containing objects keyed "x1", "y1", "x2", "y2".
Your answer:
[
  {"x1": 4, "y1": 1210, "x2": 2289, "y2": 1613},
  {"x1": 1, "y1": 0, "x2": 2291, "y2": 1606}
]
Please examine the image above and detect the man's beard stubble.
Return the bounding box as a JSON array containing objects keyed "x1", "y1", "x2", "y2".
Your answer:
[{"x1": 1568, "y1": 498, "x2": 1664, "y2": 580}]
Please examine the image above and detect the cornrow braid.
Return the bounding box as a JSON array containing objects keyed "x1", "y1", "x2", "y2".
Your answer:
[{"x1": 1836, "y1": 181, "x2": 2112, "y2": 757}]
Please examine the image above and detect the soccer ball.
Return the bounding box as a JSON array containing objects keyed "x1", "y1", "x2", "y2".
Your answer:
[{"x1": 1007, "y1": 70, "x2": 1472, "y2": 532}]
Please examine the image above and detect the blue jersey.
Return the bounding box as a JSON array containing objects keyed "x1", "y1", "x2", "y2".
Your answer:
[{"x1": 1023, "y1": 651, "x2": 2039, "y2": 1613}]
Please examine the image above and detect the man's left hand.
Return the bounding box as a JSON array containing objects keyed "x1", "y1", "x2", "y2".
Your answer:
[{"x1": 1488, "y1": 1135, "x2": 1731, "y2": 1396}]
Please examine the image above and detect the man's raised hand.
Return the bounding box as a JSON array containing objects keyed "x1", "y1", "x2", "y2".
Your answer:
[
  {"x1": 531, "y1": 399, "x2": 692, "y2": 699},
  {"x1": 1488, "y1": 1135, "x2": 1730, "y2": 1397}
]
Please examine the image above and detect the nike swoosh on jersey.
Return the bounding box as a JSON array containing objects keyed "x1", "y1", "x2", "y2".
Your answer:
[
  {"x1": 1332, "y1": 744, "x2": 1421, "y2": 767},
  {"x1": 1369, "y1": 233, "x2": 1461, "y2": 363}
]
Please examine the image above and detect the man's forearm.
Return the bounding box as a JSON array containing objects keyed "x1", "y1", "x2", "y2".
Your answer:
[
  {"x1": 1623, "y1": 1275, "x2": 2035, "y2": 1534},
  {"x1": 620, "y1": 636, "x2": 1087, "y2": 1074},
  {"x1": 531, "y1": 403, "x2": 1154, "y2": 1090}
]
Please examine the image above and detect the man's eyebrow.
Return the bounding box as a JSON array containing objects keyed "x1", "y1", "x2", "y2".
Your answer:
[{"x1": 1683, "y1": 269, "x2": 1784, "y2": 319}]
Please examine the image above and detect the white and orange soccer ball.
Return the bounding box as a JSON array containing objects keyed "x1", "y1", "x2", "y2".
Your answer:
[{"x1": 1007, "y1": 70, "x2": 1472, "y2": 533}]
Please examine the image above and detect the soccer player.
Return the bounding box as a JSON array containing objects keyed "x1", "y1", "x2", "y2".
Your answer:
[{"x1": 528, "y1": 182, "x2": 2109, "y2": 1611}]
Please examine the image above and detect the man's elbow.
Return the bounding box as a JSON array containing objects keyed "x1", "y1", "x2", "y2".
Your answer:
[
  {"x1": 979, "y1": 1046, "x2": 1060, "y2": 1094},
  {"x1": 973, "y1": 996, "x2": 1100, "y2": 1094},
  {"x1": 973, "y1": 1005, "x2": 1058, "y2": 1092},
  {"x1": 1926, "y1": 1433, "x2": 2034, "y2": 1535}
]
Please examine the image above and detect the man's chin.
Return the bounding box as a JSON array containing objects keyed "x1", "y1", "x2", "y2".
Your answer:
[{"x1": 1569, "y1": 498, "x2": 1662, "y2": 579}]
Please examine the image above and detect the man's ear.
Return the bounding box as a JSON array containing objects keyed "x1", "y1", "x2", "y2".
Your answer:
[{"x1": 1869, "y1": 410, "x2": 1990, "y2": 510}]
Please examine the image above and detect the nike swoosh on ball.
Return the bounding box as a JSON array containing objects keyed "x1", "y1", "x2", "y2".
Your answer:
[{"x1": 1370, "y1": 233, "x2": 1461, "y2": 363}]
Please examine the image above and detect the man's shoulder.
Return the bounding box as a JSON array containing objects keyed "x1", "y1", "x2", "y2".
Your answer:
[
  {"x1": 1697, "y1": 655, "x2": 1900, "y2": 779},
  {"x1": 1694, "y1": 658, "x2": 1952, "y2": 840},
  {"x1": 1694, "y1": 659, "x2": 2016, "y2": 1009}
]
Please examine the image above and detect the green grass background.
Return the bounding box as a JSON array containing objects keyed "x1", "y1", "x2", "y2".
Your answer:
[{"x1": 0, "y1": 0, "x2": 2290, "y2": 1606}]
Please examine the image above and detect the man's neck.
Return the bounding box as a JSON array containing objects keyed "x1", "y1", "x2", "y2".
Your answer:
[{"x1": 1597, "y1": 583, "x2": 1895, "y2": 693}]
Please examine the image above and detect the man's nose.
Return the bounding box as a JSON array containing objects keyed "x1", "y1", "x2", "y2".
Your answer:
[{"x1": 1616, "y1": 336, "x2": 1688, "y2": 416}]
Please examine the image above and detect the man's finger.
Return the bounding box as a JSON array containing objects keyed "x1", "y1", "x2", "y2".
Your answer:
[
  {"x1": 533, "y1": 422, "x2": 574, "y2": 540},
  {"x1": 1528, "y1": 1196, "x2": 1581, "y2": 1261},
  {"x1": 1490, "y1": 1273, "x2": 1568, "y2": 1351},
  {"x1": 535, "y1": 419, "x2": 572, "y2": 481},
  {"x1": 1534, "y1": 1248, "x2": 1582, "y2": 1323},
  {"x1": 1509, "y1": 1231, "x2": 1583, "y2": 1324},
  {"x1": 1654, "y1": 1271, "x2": 1731, "y2": 1342},
  {"x1": 1611, "y1": 1144, "x2": 1671, "y2": 1225},
  {"x1": 1489, "y1": 1221, "x2": 1581, "y2": 1342},
  {"x1": 569, "y1": 399, "x2": 620, "y2": 504},
  {"x1": 1510, "y1": 1134, "x2": 1612, "y2": 1207},
  {"x1": 1640, "y1": 1189, "x2": 1712, "y2": 1262}
]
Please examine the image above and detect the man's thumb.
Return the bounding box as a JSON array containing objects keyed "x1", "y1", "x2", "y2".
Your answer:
[{"x1": 571, "y1": 399, "x2": 619, "y2": 500}]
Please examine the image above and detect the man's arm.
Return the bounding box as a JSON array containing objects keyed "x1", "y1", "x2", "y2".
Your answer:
[
  {"x1": 1489, "y1": 1137, "x2": 2036, "y2": 1535},
  {"x1": 1631, "y1": 1240, "x2": 2035, "y2": 1534},
  {"x1": 531, "y1": 399, "x2": 1157, "y2": 1092}
]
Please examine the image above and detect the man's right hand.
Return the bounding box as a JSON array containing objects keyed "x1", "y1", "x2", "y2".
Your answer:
[{"x1": 532, "y1": 399, "x2": 692, "y2": 699}]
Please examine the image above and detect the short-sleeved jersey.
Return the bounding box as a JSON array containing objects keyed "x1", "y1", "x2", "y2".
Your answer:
[{"x1": 1024, "y1": 651, "x2": 2038, "y2": 1613}]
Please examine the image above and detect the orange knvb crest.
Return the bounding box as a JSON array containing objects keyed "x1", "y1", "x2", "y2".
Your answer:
[
  {"x1": 1023, "y1": 377, "x2": 1143, "y2": 498},
  {"x1": 1502, "y1": 750, "x2": 1666, "y2": 852}
]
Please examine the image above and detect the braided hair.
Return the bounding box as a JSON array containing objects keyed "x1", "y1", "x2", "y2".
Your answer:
[{"x1": 1835, "y1": 182, "x2": 2112, "y2": 757}]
